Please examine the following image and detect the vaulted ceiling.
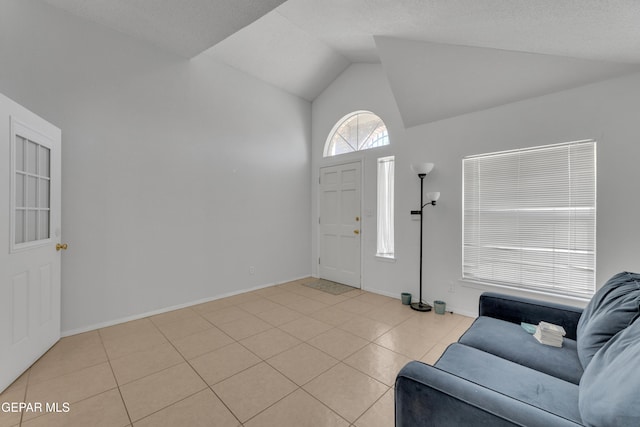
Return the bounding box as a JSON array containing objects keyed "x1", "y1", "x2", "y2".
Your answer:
[{"x1": 40, "y1": 0, "x2": 640, "y2": 127}]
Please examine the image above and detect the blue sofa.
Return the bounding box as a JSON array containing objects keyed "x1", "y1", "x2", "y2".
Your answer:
[{"x1": 395, "y1": 272, "x2": 640, "y2": 426}]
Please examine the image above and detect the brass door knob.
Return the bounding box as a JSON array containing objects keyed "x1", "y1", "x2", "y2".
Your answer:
[
  {"x1": 56, "y1": 243, "x2": 68, "y2": 251},
  {"x1": 354, "y1": 230, "x2": 360, "y2": 235}
]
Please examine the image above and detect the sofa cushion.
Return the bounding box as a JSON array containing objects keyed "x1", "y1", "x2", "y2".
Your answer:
[
  {"x1": 435, "y1": 343, "x2": 582, "y2": 424},
  {"x1": 576, "y1": 271, "x2": 640, "y2": 368},
  {"x1": 579, "y1": 318, "x2": 640, "y2": 426},
  {"x1": 459, "y1": 316, "x2": 583, "y2": 384}
]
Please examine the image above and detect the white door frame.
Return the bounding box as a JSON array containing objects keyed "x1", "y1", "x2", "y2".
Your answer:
[{"x1": 317, "y1": 158, "x2": 364, "y2": 288}]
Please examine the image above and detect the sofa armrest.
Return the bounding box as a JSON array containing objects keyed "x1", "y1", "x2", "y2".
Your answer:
[
  {"x1": 395, "y1": 361, "x2": 581, "y2": 427},
  {"x1": 479, "y1": 292, "x2": 583, "y2": 340}
]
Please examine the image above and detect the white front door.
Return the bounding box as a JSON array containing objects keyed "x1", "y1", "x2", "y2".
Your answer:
[
  {"x1": 0, "y1": 93, "x2": 62, "y2": 393},
  {"x1": 319, "y1": 162, "x2": 361, "y2": 287}
]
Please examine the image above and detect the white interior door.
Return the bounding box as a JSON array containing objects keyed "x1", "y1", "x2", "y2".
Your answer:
[
  {"x1": 0, "y1": 93, "x2": 62, "y2": 393},
  {"x1": 319, "y1": 162, "x2": 361, "y2": 287}
]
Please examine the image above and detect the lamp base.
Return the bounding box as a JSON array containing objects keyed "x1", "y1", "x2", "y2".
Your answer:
[{"x1": 410, "y1": 302, "x2": 432, "y2": 312}]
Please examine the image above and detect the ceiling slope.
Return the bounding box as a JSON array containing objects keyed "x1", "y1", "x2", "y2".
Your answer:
[
  {"x1": 40, "y1": 0, "x2": 287, "y2": 57},
  {"x1": 376, "y1": 37, "x2": 640, "y2": 128},
  {"x1": 203, "y1": 12, "x2": 350, "y2": 101}
]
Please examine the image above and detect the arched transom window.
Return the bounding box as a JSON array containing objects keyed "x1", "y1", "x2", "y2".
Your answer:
[{"x1": 324, "y1": 111, "x2": 389, "y2": 157}]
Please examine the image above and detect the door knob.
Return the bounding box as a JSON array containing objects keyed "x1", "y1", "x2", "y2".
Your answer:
[
  {"x1": 56, "y1": 243, "x2": 68, "y2": 251},
  {"x1": 354, "y1": 230, "x2": 360, "y2": 235}
]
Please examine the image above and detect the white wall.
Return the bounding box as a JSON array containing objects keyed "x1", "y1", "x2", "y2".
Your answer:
[
  {"x1": 312, "y1": 63, "x2": 640, "y2": 317},
  {"x1": 0, "y1": 0, "x2": 311, "y2": 334}
]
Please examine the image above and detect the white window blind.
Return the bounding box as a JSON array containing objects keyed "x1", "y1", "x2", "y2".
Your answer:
[
  {"x1": 377, "y1": 156, "x2": 395, "y2": 258},
  {"x1": 462, "y1": 140, "x2": 596, "y2": 299}
]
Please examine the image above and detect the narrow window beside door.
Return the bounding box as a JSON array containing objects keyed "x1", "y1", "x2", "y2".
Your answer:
[{"x1": 377, "y1": 156, "x2": 395, "y2": 258}]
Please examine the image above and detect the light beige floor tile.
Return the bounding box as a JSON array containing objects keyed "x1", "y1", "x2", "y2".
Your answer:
[
  {"x1": 244, "y1": 389, "x2": 348, "y2": 427},
  {"x1": 219, "y1": 292, "x2": 263, "y2": 306},
  {"x1": 268, "y1": 343, "x2": 339, "y2": 386},
  {"x1": 273, "y1": 283, "x2": 300, "y2": 292},
  {"x1": 217, "y1": 315, "x2": 272, "y2": 340},
  {"x1": 279, "y1": 317, "x2": 332, "y2": 341},
  {"x1": 289, "y1": 288, "x2": 344, "y2": 307},
  {"x1": 237, "y1": 298, "x2": 284, "y2": 315},
  {"x1": 110, "y1": 342, "x2": 184, "y2": 385},
  {"x1": 332, "y1": 299, "x2": 377, "y2": 315},
  {"x1": 374, "y1": 327, "x2": 438, "y2": 360},
  {"x1": 255, "y1": 305, "x2": 303, "y2": 326},
  {"x1": 353, "y1": 388, "x2": 395, "y2": 427},
  {"x1": 309, "y1": 307, "x2": 355, "y2": 327},
  {"x1": 171, "y1": 326, "x2": 234, "y2": 360},
  {"x1": 303, "y1": 290, "x2": 350, "y2": 306},
  {"x1": 149, "y1": 308, "x2": 199, "y2": 327},
  {"x1": 362, "y1": 303, "x2": 416, "y2": 326},
  {"x1": 119, "y1": 363, "x2": 206, "y2": 422},
  {"x1": 133, "y1": 389, "x2": 239, "y2": 427},
  {"x1": 352, "y1": 293, "x2": 396, "y2": 307},
  {"x1": 285, "y1": 285, "x2": 322, "y2": 298},
  {"x1": 396, "y1": 315, "x2": 455, "y2": 342},
  {"x1": 338, "y1": 316, "x2": 392, "y2": 341},
  {"x1": 28, "y1": 331, "x2": 108, "y2": 385},
  {"x1": 288, "y1": 297, "x2": 329, "y2": 315},
  {"x1": 0, "y1": 386, "x2": 26, "y2": 427},
  {"x1": 99, "y1": 318, "x2": 158, "y2": 342},
  {"x1": 201, "y1": 306, "x2": 250, "y2": 326},
  {"x1": 8, "y1": 289, "x2": 464, "y2": 427},
  {"x1": 191, "y1": 298, "x2": 234, "y2": 315},
  {"x1": 21, "y1": 389, "x2": 129, "y2": 427},
  {"x1": 25, "y1": 362, "x2": 115, "y2": 403},
  {"x1": 213, "y1": 362, "x2": 297, "y2": 423},
  {"x1": 266, "y1": 292, "x2": 309, "y2": 307},
  {"x1": 344, "y1": 343, "x2": 411, "y2": 386},
  {"x1": 420, "y1": 342, "x2": 450, "y2": 365},
  {"x1": 303, "y1": 363, "x2": 388, "y2": 423},
  {"x1": 24, "y1": 362, "x2": 117, "y2": 421},
  {"x1": 153, "y1": 315, "x2": 213, "y2": 341},
  {"x1": 189, "y1": 343, "x2": 260, "y2": 385},
  {"x1": 307, "y1": 329, "x2": 368, "y2": 360},
  {"x1": 99, "y1": 320, "x2": 167, "y2": 360},
  {"x1": 338, "y1": 289, "x2": 366, "y2": 298},
  {"x1": 240, "y1": 328, "x2": 301, "y2": 359},
  {"x1": 251, "y1": 285, "x2": 287, "y2": 298}
]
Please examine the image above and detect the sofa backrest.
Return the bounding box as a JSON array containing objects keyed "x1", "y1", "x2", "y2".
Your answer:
[{"x1": 576, "y1": 271, "x2": 640, "y2": 369}]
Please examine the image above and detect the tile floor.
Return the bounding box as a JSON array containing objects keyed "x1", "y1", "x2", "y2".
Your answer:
[{"x1": 0, "y1": 277, "x2": 474, "y2": 427}]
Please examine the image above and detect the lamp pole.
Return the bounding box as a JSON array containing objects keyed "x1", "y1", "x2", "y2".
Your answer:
[{"x1": 411, "y1": 173, "x2": 432, "y2": 312}]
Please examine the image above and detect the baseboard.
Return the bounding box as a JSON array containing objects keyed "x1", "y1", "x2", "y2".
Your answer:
[
  {"x1": 61, "y1": 274, "x2": 311, "y2": 337},
  {"x1": 360, "y1": 286, "x2": 477, "y2": 318}
]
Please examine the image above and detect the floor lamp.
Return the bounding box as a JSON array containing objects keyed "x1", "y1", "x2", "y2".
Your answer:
[{"x1": 410, "y1": 163, "x2": 440, "y2": 312}]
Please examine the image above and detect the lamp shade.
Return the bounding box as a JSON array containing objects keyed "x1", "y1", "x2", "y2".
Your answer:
[
  {"x1": 426, "y1": 191, "x2": 441, "y2": 202},
  {"x1": 411, "y1": 162, "x2": 434, "y2": 175}
]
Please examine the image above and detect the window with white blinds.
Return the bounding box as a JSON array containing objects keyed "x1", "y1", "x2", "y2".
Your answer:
[{"x1": 462, "y1": 140, "x2": 596, "y2": 299}]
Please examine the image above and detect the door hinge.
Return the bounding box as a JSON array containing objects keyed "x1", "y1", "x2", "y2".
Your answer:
[
  {"x1": 318, "y1": 257, "x2": 321, "y2": 264},
  {"x1": 318, "y1": 217, "x2": 320, "y2": 224}
]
